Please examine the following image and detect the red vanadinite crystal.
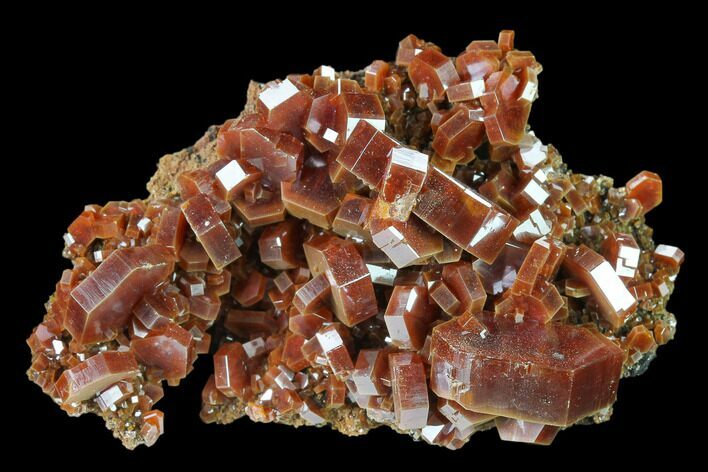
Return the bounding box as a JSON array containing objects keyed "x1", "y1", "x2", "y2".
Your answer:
[{"x1": 28, "y1": 31, "x2": 682, "y2": 450}]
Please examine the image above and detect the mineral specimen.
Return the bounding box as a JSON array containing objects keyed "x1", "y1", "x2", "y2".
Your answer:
[{"x1": 28, "y1": 31, "x2": 683, "y2": 450}]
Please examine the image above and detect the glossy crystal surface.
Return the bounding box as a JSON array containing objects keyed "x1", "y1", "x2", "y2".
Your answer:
[
  {"x1": 431, "y1": 312, "x2": 623, "y2": 426},
  {"x1": 65, "y1": 246, "x2": 175, "y2": 344}
]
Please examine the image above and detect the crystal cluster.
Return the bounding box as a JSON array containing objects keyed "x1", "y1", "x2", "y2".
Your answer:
[{"x1": 28, "y1": 31, "x2": 683, "y2": 449}]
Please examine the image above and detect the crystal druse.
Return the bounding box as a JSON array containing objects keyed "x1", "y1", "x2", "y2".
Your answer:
[{"x1": 27, "y1": 31, "x2": 683, "y2": 449}]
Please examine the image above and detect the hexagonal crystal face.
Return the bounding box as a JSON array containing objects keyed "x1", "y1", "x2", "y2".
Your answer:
[{"x1": 430, "y1": 313, "x2": 623, "y2": 426}]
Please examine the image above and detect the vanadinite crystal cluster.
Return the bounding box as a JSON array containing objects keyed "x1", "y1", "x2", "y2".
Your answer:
[{"x1": 28, "y1": 31, "x2": 684, "y2": 449}]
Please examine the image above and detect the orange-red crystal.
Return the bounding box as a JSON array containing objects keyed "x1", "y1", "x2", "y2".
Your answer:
[{"x1": 28, "y1": 31, "x2": 682, "y2": 450}]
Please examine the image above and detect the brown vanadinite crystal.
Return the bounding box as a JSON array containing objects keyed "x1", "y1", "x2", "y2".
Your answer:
[{"x1": 28, "y1": 31, "x2": 683, "y2": 449}]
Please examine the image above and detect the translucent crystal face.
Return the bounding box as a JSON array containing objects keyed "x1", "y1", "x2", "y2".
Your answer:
[
  {"x1": 27, "y1": 30, "x2": 682, "y2": 451},
  {"x1": 336, "y1": 120, "x2": 398, "y2": 188},
  {"x1": 54, "y1": 351, "x2": 140, "y2": 404},
  {"x1": 385, "y1": 285, "x2": 437, "y2": 350},
  {"x1": 390, "y1": 352, "x2": 429, "y2": 429},
  {"x1": 431, "y1": 312, "x2": 624, "y2": 426},
  {"x1": 65, "y1": 246, "x2": 175, "y2": 344},
  {"x1": 414, "y1": 167, "x2": 518, "y2": 263},
  {"x1": 182, "y1": 195, "x2": 241, "y2": 270},
  {"x1": 564, "y1": 245, "x2": 638, "y2": 329}
]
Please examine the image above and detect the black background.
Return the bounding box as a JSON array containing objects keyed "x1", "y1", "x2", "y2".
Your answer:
[{"x1": 9, "y1": 7, "x2": 697, "y2": 467}]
